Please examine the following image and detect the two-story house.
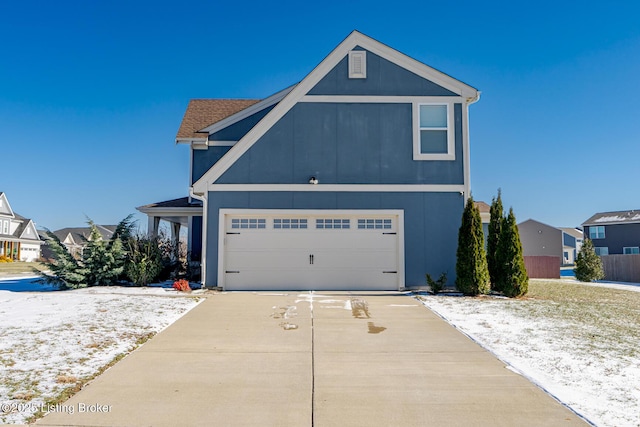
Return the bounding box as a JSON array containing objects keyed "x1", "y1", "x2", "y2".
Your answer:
[
  {"x1": 0, "y1": 192, "x2": 42, "y2": 262},
  {"x1": 582, "y1": 210, "x2": 640, "y2": 255},
  {"x1": 139, "y1": 31, "x2": 480, "y2": 290}
]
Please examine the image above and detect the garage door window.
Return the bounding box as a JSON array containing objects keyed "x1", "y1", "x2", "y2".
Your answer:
[
  {"x1": 231, "y1": 218, "x2": 266, "y2": 229},
  {"x1": 274, "y1": 218, "x2": 308, "y2": 229},
  {"x1": 316, "y1": 219, "x2": 350, "y2": 229},
  {"x1": 357, "y1": 219, "x2": 392, "y2": 230}
]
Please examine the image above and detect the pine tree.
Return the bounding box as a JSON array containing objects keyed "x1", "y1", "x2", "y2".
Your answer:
[
  {"x1": 496, "y1": 208, "x2": 529, "y2": 297},
  {"x1": 455, "y1": 196, "x2": 490, "y2": 295},
  {"x1": 574, "y1": 239, "x2": 604, "y2": 282},
  {"x1": 83, "y1": 220, "x2": 126, "y2": 286},
  {"x1": 487, "y1": 189, "x2": 504, "y2": 290},
  {"x1": 38, "y1": 230, "x2": 87, "y2": 289}
]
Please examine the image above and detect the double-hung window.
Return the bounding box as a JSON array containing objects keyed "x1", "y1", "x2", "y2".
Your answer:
[
  {"x1": 589, "y1": 226, "x2": 605, "y2": 239},
  {"x1": 413, "y1": 103, "x2": 454, "y2": 160},
  {"x1": 623, "y1": 247, "x2": 640, "y2": 255}
]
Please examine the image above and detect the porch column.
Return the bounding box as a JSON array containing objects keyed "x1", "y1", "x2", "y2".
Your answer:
[
  {"x1": 170, "y1": 222, "x2": 181, "y2": 245},
  {"x1": 148, "y1": 216, "x2": 161, "y2": 238}
]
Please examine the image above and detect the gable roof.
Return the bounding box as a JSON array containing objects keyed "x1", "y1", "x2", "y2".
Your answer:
[
  {"x1": 176, "y1": 99, "x2": 260, "y2": 142},
  {"x1": 582, "y1": 209, "x2": 640, "y2": 226},
  {"x1": 559, "y1": 227, "x2": 583, "y2": 239},
  {"x1": 0, "y1": 192, "x2": 15, "y2": 217},
  {"x1": 48, "y1": 225, "x2": 118, "y2": 245},
  {"x1": 192, "y1": 30, "x2": 480, "y2": 194}
]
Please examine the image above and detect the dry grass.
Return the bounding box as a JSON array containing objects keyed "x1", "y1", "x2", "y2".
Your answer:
[
  {"x1": 0, "y1": 262, "x2": 47, "y2": 276},
  {"x1": 516, "y1": 279, "x2": 640, "y2": 359}
]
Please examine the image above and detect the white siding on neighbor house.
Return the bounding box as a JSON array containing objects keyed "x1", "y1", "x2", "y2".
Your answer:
[{"x1": 20, "y1": 244, "x2": 40, "y2": 262}]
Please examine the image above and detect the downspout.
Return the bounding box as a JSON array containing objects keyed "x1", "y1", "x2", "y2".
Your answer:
[
  {"x1": 189, "y1": 186, "x2": 207, "y2": 288},
  {"x1": 464, "y1": 91, "x2": 481, "y2": 202}
]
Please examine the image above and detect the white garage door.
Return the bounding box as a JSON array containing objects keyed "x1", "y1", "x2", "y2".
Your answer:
[{"x1": 221, "y1": 210, "x2": 402, "y2": 290}]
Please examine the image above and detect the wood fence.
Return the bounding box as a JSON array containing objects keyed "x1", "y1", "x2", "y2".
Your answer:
[
  {"x1": 523, "y1": 256, "x2": 560, "y2": 279},
  {"x1": 600, "y1": 254, "x2": 640, "y2": 283}
]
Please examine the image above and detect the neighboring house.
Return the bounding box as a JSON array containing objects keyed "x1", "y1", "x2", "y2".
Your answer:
[
  {"x1": 559, "y1": 227, "x2": 583, "y2": 264},
  {"x1": 582, "y1": 209, "x2": 640, "y2": 255},
  {"x1": 0, "y1": 192, "x2": 43, "y2": 262},
  {"x1": 40, "y1": 225, "x2": 117, "y2": 259},
  {"x1": 139, "y1": 31, "x2": 480, "y2": 290},
  {"x1": 518, "y1": 219, "x2": 564, "y2": 260},
  {"x1": 475, "y1": 201, "x2": 490, "y2": 246},
  {"x1": 518, "y1": 220, "x2": 584, "y2": 265}
]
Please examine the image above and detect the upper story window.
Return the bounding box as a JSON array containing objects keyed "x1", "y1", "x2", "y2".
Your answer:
[
  {"x1": 589, "y1": 226, "x2": 605, "y2": 239},
  {"x1": 413, "y1": 103, "x2": 455, "y2": 161},
  {"x1": 623, "y1": 247, "x2": 640, "y2": 255},
  {"x1": 594, "y1": 247, "x2": 609, "y2": 256},
  {"x1": 2, "y1": 220, "x2": 8, "y2": 235}
]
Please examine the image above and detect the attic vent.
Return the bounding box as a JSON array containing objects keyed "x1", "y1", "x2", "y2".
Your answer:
[{"x1": 348, "y1": 50, "x2": 366, "y2": 79}]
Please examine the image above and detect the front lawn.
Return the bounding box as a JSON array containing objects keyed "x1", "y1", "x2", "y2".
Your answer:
[{"x1": 418, "y1": 279, "x2": 640, "y2": 427}]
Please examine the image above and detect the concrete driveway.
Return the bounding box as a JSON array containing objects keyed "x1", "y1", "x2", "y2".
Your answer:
[{"x1": 38, "y1": 292, "x2": 587, "y2": 426}]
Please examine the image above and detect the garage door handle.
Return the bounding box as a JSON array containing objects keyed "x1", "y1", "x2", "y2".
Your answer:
[
  {"x1": 226, "y1": 232, "x2": 241, "y2": 235},
  {"x1": 383, "y1": 271, "x2": 397, "y2": 274},
  {"x1": 226, "y1": 271, "x2": 240, "y2": 273},
  {"x1": 309, "y1": 254, "x2": 314, "y2": 265},
  {"x1": 383, "y1": 232, "x2": 396, "y2": 235}
]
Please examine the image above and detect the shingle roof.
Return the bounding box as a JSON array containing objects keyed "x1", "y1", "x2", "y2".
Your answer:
[
  {"x1": 474, "y1": 201, "x2": 490, "y2": 213},
  {"x1": 582, "y1": 209, "x2": 640, "y2": 226},
  {"x1": 138, "y1": 197, "x2": 202, "y2": 209},
  {"x1": 175, "y1": 99, "x2": 260, "y2": 140}
]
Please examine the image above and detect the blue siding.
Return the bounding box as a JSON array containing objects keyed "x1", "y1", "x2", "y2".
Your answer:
[
  {"x1": 192, "y1": 146, "x2": 231, "y2": 184},
  {"x1": 191, "y1": 105, "x2": 277, "y2": 184},
  {"x1": 563, "y1": 232, "x2": 576, "y2": 248},
  {"x1": 584, "y1": 224, "x2": 640, "y2": 254},
  {"x1": 206, "y1": 191, "x2": 464, "y2": 288},
  {"x1": 217, "y1": 103, "x2": 464, "y2": 185},
  {"x1": 308, "y1": 48, "x2": 457, "y2": 96},
  {"x1": 208, "y1": 105, "x2": 274, "y2": 141}
]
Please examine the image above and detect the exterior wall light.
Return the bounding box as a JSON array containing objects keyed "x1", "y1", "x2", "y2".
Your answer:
[{"x1": 309, "y1": 176, "x2": 319, "y2": 185}]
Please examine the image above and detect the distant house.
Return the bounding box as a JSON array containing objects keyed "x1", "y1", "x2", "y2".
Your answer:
[
  {"x1": 517, "y1": 219, "x2": 586, "y2": 278},
  {"x1": 582, "y1": 210, "x2": 640, "y2": 255},
  {"x1": 138, "y1": 30, "x2": 481, "y2": 290},
  {"x1": 0, "y1": 192, "x2": 43, "y2": 262},
  {"x1": 518, "y1": 219, "x2": 563, "y2": 260},
  {"x1": 40, "y1": 225, "x2": 117, "y2": 259},
  {"x1": 474, "y1": 201, "x2": 490, "y2": 245},
  {"x1": 559, "y1": 227, "x2": 584, "y2": 264}
]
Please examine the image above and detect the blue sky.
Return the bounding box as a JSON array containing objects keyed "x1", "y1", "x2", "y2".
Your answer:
[{"x1": 1, "y1": 0, "x2": 639, "y2": 232}]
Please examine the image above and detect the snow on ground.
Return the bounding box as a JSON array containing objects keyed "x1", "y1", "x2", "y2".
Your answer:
[
  {"x1": 0, "y1": 278, "x2": 202, "y2": 425},
  {"x1": 418, "y1": 288, "x2": 640, "y2": 427}
]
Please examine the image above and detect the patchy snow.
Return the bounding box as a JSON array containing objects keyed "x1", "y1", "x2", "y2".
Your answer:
[
  {"x1": 0, "y1": 283, "x2": 202, "y2": 425},
  {"x1": 418, "y1": 293, "x2": 640, "y2": 427}
]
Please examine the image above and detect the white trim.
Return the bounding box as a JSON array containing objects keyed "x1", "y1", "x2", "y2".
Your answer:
[
  {"x1": 209, "y1": 184, "x2": 465, "y2": 193},
  {"x1": 176, "y1": 138, "x2": 207, "y2": 145},
  {"x1": 199, "y1": 85, "x2": 296, "y2": 135},
  {"x1": 348, "y1": 50, "x2": 366, "y2": 79},
  {"x1": 623, "y1": 247, "x2": 640, "y2": 255},
  {"x1": 192, "y1": 30, "x2": 479, "y2": 194},
  {"x1": 0, "y1": 193, "x2": 15, "y2": 218},
  {"x1": 412, "y1": 102, "x2": 455, "y2": 161},
  {"x1": 300, "y1": 95, "x2": 465, "y2": 103},
  {"x1": 217, "y1": 208, "x2": 405, "y2": 290},
  {"x1": 208, "y1": 140, "x2": 237, "y2": 147}
]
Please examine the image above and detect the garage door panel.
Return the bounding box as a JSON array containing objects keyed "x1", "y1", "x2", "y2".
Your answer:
[
  {"x1": 222, "y1": 212, "x2": 401, "y2": 291},
  {"x1": 226, "y1": 249, "x2": 310, "y2": 270}
]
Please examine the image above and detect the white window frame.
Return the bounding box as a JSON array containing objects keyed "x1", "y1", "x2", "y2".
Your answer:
[
  {"x1": 623, "y1": 247, "x2": 640, "y2": 255},
  {"x1": 594, "y1": 247, "x2": 609, "y2": 256},
  {"x1": 2, "y1": 220, "x2": 8, "y2": 235},
  {"x1": 413, "y1": 102, "x2": 455, "y2": 161},
  {"x1": 589, "y1": 226, "x2": 605, "y2": 239}
]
